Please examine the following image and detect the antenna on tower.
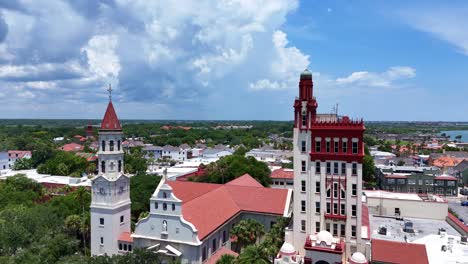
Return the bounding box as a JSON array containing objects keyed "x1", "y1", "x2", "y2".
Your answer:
[
  {"x1": 335, "y1": 103, "x2": 339, "y2": 116},
  {"x1": 107, "y1": 84, "x2": 112, "y2": 101}
]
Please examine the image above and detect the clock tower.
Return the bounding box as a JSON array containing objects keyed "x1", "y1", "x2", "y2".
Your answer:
[{"x1": 90, "y1": 86, "x2": 131, "y2": 256}]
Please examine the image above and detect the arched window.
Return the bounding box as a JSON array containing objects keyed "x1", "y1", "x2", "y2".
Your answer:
[
  {"x1": 101, "y1": 161, "x2": 105, "y2": 173},
  {"x1": 118, "y1": 140, "x2": 121, "y2": 151},
  {"x1": 163, "y1": 203, "x2": 167, "y2": 211},
  {"x1": 172, "y1": 204, "x2": 175, "y2": 211},
  {"x1": 155, "y1": 202, "x2": 158, "y2": 209},
  {"x1": 163, "y1": 192, "x2": 167, "y2": 198},
  {"x1": 101, "y1": 140, "x2": 106, "y2": 151},
  {"x1": 110, "y1": 140, "x2": 114, "y2": 151},
  {"x1": 118, "y1": 160, "x2": 122, "y2": 172}
]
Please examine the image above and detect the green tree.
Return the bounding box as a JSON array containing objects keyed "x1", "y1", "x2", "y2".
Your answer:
[
  {"x1": 130, "y1": 174, "x2": 161, "y2": 223},
  {"x1": 216, "y1": 254, "x2": 237, "y2": 264},
  {"x1": 362, "y1": 155, "x2": 375, "y2": 183},
  {"x1": 238, "y1": 245, "x2": 269, "y2": 264},
  {"x1": 12, "y1": 158, "x2": 34, "y2": 170},
  {"x1": 230, "y1": 219, "x2": 265, "y2": 252}
]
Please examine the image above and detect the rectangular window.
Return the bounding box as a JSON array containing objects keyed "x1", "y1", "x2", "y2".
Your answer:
[
  {"x1": 302, "y1": 114, "x2": 307, "y2": 126},
  {"x1": 395, "y1": 208, "x2": 400, "y2": 215},
  {"x1": 315, "y1": 202, "x2": 320, "y2": 213},
  {"x1": 341, "y1": 203, "x2": 346, "y2": 215},
  {"x1": 223, "y1": 231, "x2": 227, "y2": 243},
  {"x1": 326, "y1": 141, "x2": 331, "y2": 153},
  {"x1": 100, "y1": 237, "x2": 104, "y2": 245},
  {"x1": 326, "y1": 223, "x2": 331, "y2": 232},
  {"x1": 212, "y1": 238, "x2": 217, "y2": 253},
  {"x1": 408, "y1": 179, "x2": 416, "y2": 185},
  {"x1": 352, "y1": 184, "x2": 357, "y2": 196},
  {"x1": 316, "y1": 182, "x2": 320, "y2": 193},
  {"x1": 352, "y1": 142, "x2": 358, "y2": 154},
  {"x1": 341, "y1": 224, "x2": 346, "y2": 237},
  {"x1": 326, "y1": 203, "x2": 331, "y2": 214},
  {"x1": 327, "y1": 188, "x2": 331, "y2": 198},
  {"x1": 301, "y1": 220, "x2": 306, "y2": 231},
  {"x1": 326, "y1": 162, "x2": 331, "y2": 174},
  {"x1": 301, "y1": 180, "x2": 306, "y2": 192},
  {"x1": 334, "y1": 141, "x2": 339, "y2": 153},
  {"x1": 119, "y1": 243, "x2": 122, "y2": 251},
  {"x1": 343, "y1": 141, "x2": 348, "y2": 153},
  {"x1": 100, "y1": 218, "x2": 104, "y2": 226},
  {"x1": 418, "y1": 179, "x2": 423, "y2": 185},
  {"x1": 202, "y1": 247, "x2": 207, "y2": 261},
  {"x1": 351, "y1": 225, "x2": 356, "y2": 237},
  {"x1": 352, "y1": 205, "x2": 357, "y2": 216},
  {"x1": 387, "y1": 179, "x2": 395, "y2": 184},
  {"x1": 341, "y1": 163, "x2": 346, "y2": 175},
  {"x1": 301, "y1": 200, "x2": 306, "y2": 212},
  {"x1": 316, "y1": 222, "x2": 321, "y2": 232},
  {"x1": 333, "y1": 182, "x2": 338, "y2": 198},
  {"x1": 315, "y1": 140, "x2": 321, "y2": 152},
  {"x1": 333, "y1": 203, "x2": 338, "y2": 214},
  {"x1": 315, "y1": 162, "x2": 321, "y2": 174},
  {"x1": 301, "y1": 141, "x2": 306, "y2": 152},
  {"x1": 120, "y1": 215, "x2": 124, "y2": 223},
  {"x1": 447, "y1": 181, "x2": 455, "y2": 186},
  {"x1": 333, "y1": 223, "x2": 338, "y2": 236},
  {"x1": 397, "y1": 179, "x2": 406, "y2": 185},
  {"x1": 301, "y1": 160, "x2": 306, "y2": 172},
  {"x1": 341, "y1": 189, "x2": 346, "y2": 199},
  {"x1": 333, "y1": 162, "x2": 339, "y2": 174},
  {"x1": 352, "y1": 163, "x2": 357, "y2": 175}
]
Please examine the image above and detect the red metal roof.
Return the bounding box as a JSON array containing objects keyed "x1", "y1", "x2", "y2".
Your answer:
[
  {"x1": 118, "y1": 231, "x2": 133, "y2": 243},
  {"x1": 371, "y1": 239, "x2": 429, "y2": 264},
  {"x1": 434, "y1": 175, "x2": 458, "y2": 181},
  {"x1": 226, "y1": 173, "x2": 263, "y2": 187},
  {"x1": 167, "y1": 174, "x2": 289, "y2": 240},
  {"x1": 205, "y1": 247, "x2": 238, "y2": 264},
  {"x1": 100, "y1": 101, "x2": 121, "y2": 131},
  {"x1": 8, "y1": 150, "x2": 31, "y2": 158},
  {"x1": 271, "y1": 168, "x2": 294, "y2": 179}
]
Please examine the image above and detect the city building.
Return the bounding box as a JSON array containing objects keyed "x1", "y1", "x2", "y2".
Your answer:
[
  {"x1": 90, "y1": 94, "x2": 131, "y2": 256},
  {"x1": 60, "y1": 142, "x2": 84, "y2": 152},
  {"x1": 8, "y1": 150, "x2": 32, "y2": 168},
  {"x1": 132, "y1": 173, "x2": 292, "y2": 263},
  {"x1": 287, "y1": 69, "x2": 367, "y2": 261},
  {"x1": 0, "y1": 151, "x2": 9, "y2": 170},
  {"x1": 375, "y1": 165, "x2": 458, "y2": 196},
  {"x1": 271, "y1": 168, "x2": 294, "y2": 189}
]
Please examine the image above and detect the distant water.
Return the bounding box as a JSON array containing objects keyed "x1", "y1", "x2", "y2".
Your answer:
[{"x1": 441, "y1": 130, "x2": 468, "y2": 143}]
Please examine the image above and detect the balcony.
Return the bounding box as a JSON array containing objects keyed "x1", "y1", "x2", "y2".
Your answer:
[{"x1": 324, "y1": 214, "x2": 347, "y2": 221}]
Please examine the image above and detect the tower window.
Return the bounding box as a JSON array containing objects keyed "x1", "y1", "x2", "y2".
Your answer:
[
  {"x1": 326, "y1": 141, "x2": 331, "y2": 153},
  {"x1": 301, "y1": 180, "x2": 306, "y2": 192},
  {"x1": 326, "y1": 203, "x2": 331, "y2": 214},
  {"x1": 333, "y1": 223, "x2": 338, "y2": 236},
  {"x1": 341, "y1": 189, "x2": 346, "y2": 199},
  {"x1": 117, "y1": 140, "x2": 121, "y2": 151},
  {"x1": 351, "y1": 225, "x2": 356, "y2": 237},
  {"x1": 352, "y1": 184, "x2": 357, "y2": 196},
  {"x1": 302, "y1": 114, "x2": 307, "y2": 126},
  {"x1": 315, "y1": 140, "x2": 321, "y2": 152},
  {"x1": 316, "y1": 182, "x2": 320, "y2": 193},
  {"x1": 99, "y1": 218, "x2": 104, "y2": 226},
  {"x1": 301, "y1": 220, "x2": 306, "y2": 231},
  {"x1": 301, "y1": 200, "x2": 306, "y2": 212},
  {"x1": 301, "y1": 141, "x2": 306, "y2": 152},
  {"x1": 333, "y1": 203, "x2": 338, "y2": 214},
  {"x1": 120, "y1": 215, "x2": 124, "y2": 223},
  {"x1": 341, "y1": 224, "x2": 346, "y2": 236},
  {"x1": 102, "y1": 140, "x2": 106, "y2": 151},
  {"x1": 163, "y1": 203, "x2": 167, "y2": 211},
  {"x1": 316, "y1": 222, "x2": 320, "y2": 232},
  {"x1": 342, "y1": 141, "x2": 348, "y2": 153},
  {"x1": 341, "y1": 163, "x2": 346, "y2": 175},
  {"x1": 100, "y1": 237, "x2": 104, "y2": 245},
  {"x1": 333, "y1": 182, "x2": 338, "y2": 198},
  {"x1": 334, "y1": 141, "x2": 339, "y2": 153},
  {"x1": 315, "y1": 202, "x2": 320, "y2": 213},
  {"x1": 352, "y1": 142, "x2": 358, "y2": 154},
  {"x1": 333, "y1": 162, "x2": 339, "y2": 174},
  {"x1": 155, "y1": 202, "x2": 158, "y2": 209},
  {"x1": 352, "y1": 163, "x2": 358, "y2": 175},
  {"x1": 301, "y1": 161, "x2": 306, "y2": 172},
  {"x1": 352, "y1": 205, "x2": 357, "y2": 216},
  {"x1": 172, "y1": 204, "x2": 175, "y2": 211},
  {"x1": 315, "y1": 162, "x2": 320, "y2": 174},
  {"x1": 341, "y1": 203, "x2": 346, "y2": 215},
  {"x1": 326, "y1": 162, "x2": 331, "y2": 174},
  {"x1": 326, "y1": 223, "x2": 330, "y2": 232},
  {"x1": 110, "y1": 140, "x2": 114, "y2": 151},
  {"x1": 101, "y1": 161, "x2": 105, "y2": 173}
]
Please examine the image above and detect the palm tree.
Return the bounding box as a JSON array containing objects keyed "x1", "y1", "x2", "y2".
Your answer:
[
  {"x1": 238, "y1": 245, "x2": 270, "y2": 264},
  {"x1": 230, "y1": 219, "x2": 265, "y2": 252},
  {"x1": 216, "y1": 254, "x2": 237, "y2": 264}
]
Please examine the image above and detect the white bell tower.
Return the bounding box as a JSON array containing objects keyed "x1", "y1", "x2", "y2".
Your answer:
[{"x1": 91, "y1": 86, "x2": 131, "y2": 256}]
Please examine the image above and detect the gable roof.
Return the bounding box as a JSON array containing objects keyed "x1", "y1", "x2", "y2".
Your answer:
[
  {"x1": 226, "y1": 173, "x2": 263, "y2": 187},
  {"x1": 60, "y1": 143, "x2": 84, "y2": 152},
  {"x1": 167, "y1": 174, "x2": 290, "y2": 240},
  {"x1": 8, "y1": 150, "x2": 32, "y2": 158},
  {"x1": 371, "y1": 239, "x2": 429, "y2": 264},
  {"x1": 100, "y1": 101, "x2": 122, "y2": 131}
]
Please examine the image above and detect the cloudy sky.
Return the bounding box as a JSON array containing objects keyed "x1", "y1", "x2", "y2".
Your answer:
[{"x1": 0, "y1": 0, "x2": 467, "y2": 121}]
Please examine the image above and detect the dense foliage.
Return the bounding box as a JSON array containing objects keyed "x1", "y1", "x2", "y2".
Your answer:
[
  {"x1": 130, "y1": 173, "x2": 161, "y2": 224},
  {"x1": 193, "y1": 154, "x2": 271, "y2": 186},
  {"x1": 124, "y1": 146, "x2": 148, "y2": 174},
  {"x1": 37, "y1": 151, "x2": 91, "y2": 177}
]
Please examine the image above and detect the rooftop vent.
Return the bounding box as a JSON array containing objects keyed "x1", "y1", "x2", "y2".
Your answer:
[
  {"x1": 403, "y1": 221, "x2": 414, "y2": 233},
  {"x1": 461, "y1": 236, "x2": 467, "y2": 244},
  {"x1": 378, "y1": 225, "x2": 387, "y2": 235}
]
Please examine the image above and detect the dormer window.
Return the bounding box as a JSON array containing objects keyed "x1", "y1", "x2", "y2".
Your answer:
[
  {"x1": 110, "y1": 140, "x2": 114, "y2": 151},
  {"x1": 163, "y1": 192, "x2": 167, "y2": 198},
  {"x1": 172, "y1": 204, "x2": 175, "y2": 211}
]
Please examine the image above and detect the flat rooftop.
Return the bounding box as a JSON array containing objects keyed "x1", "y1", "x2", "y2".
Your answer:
[
  {"x1": 370, "y1": 215, "x2": 460, "y2": 243},
  {"x1": 364, "y1": 190, "x2": 446, "y2": 202},
  {"x1": 414, "y1": 234, "x2": 468, "y2": 264}
]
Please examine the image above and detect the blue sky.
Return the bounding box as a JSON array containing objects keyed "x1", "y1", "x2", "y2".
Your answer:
[{"x1": 0, "y1": 0, "x2": 466, "y2": 121}]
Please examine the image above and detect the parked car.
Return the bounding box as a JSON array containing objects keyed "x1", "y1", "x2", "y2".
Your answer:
[
  {"x1": 461, "y1": 200, "x2": 468, "y2": 206},
  {"x1": 460, "y1": 189, "x2": 468, "y2": 195}
]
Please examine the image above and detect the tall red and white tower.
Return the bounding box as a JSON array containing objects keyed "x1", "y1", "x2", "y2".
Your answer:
[{"x1": 291, "y1": 70, "x2": 366, "y2": 261}]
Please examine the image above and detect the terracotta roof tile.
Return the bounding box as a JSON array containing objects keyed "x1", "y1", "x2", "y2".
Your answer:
[
  {"x1": 167, "y1": 174, "x2": 289, "y2": 240},
  {"x1": 118, "y1": 231, "x2": 133, "y2": 243},
  {"x1": 226, "y1": 173, "x2": 263, "y2": 187},
  {"x1": 271, "y1": 168, "x2": 294, "y2": 179},
  {"x1": 8, "y1": 150, "x2": 32, "y2": 158},
  {"x1": 60, "y1": 143, "x2": 84, "y2": 152},
  {"x1": 100, "y1": 101, "x2": 122, "y2": 131},
  {"x1": 371, "y1": 239, "x2": 429, "y2": 264}
]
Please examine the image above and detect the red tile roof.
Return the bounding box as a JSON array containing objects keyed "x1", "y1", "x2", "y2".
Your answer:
[
  {"x1": 371, "y1": 239, "x2": 429, "y2": 264},
  {"x1": 205, "y1": 247, "x2": 238, "y2": 264},
  {"x1": 75, "y1": 152, "x2": 98, "y2": 162},
  {"x1": 434, "y1": 175, "x2": 458, "y2": 181},
  {"x1": 167, "y1": 174, "x2": 290, "y2": 240},
  {"x1": 60, "y1": 143, "x2": 84, "y2": 152},
  {"x1": 271, "y1": 168, "x2": 294, "y2": 179},
  {"x1": 100, "y1": 101, "x2": 122, "y2": 131},
  {"x1": 226, "y1": 173, "x2": 263, "y2": 187},
  {"x1": 118, "y1": 231, "x2": 133, "y2": 243},
  {"x1": 8, "y1": 150, "x2": 31, "y2": 159}
]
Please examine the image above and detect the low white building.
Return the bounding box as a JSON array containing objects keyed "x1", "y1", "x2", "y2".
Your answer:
[
  {"x1": 0, "y1": 151, "x2": 9, "y2": 171},
  {"x1": 8, "y1": 150, "x2": 32, "y2": 168},
  {"x1": 270, "y1": 168, "x2": 294, "y2": 189}
]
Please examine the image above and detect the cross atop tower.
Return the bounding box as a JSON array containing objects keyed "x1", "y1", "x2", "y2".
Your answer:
[{"x1": 107, "y1": 84, "x2": 112, "y2": 101}]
